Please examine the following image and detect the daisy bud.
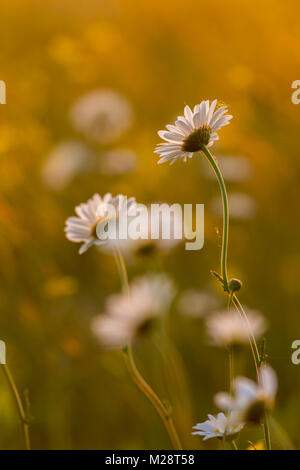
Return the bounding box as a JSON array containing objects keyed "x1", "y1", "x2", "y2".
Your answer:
[{"x1": 228, "y1": 278, "x2": 242, "y2": 293}]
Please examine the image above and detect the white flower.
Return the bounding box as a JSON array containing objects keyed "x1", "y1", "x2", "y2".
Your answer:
[
  {"x1": 178, "y1": 289, "x2": 221, "y2": 318},
  {"x1": 70, "y1": 89, "x2": 133, "y2": 144},
  {"x1": 155, "y1": 100, "x2": 232, "y2": 165},
  {"x1": 42, "y1": 140, "x2": 96, "y2": 190},
  {"x1": 192, "y1": 412, "x2": 244, "y2": 441},
  {"x1": 215, "y1": 365, "x2": 278, "y2": 424},
  {"x1": 65, "y1": 193, "x2": 136, "y2": 254},
  {"x1": 206, "y1": 308, "x2": 267, "y2": 347},
  {"x1": 92, "y1": 274, "x2": 176, "y2": 349}
]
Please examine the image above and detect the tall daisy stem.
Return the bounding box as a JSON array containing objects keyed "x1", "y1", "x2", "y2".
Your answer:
[
  {"x1": 230, "y1": 440, "x2": 238, "y2": 450},
  {"x1": 123, "y1": 344, "x2": 182, "y2": 449},
  {"x1": 201, "y1": 145, "x2": 229, "y2": 291},
  {"x1": 113, "y1": 248, "x2": 182, "y2": 450},
  {"x1": 201, "y1": 144, "x2": 271, "y2": 450},
  {"x1": 1, "y1": 364, "x2": 30, "y2": 449},
  {"x1": 263, "y1": 411, "x2": 271, "y2": 450},
  {"x1": 228, "y1": 347, "x2": 234, "y2": 394}
]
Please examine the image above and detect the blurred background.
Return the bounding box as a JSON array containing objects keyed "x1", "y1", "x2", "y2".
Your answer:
[{"x1": 0, "y1": 0, "x2": 300, "y2": 450}]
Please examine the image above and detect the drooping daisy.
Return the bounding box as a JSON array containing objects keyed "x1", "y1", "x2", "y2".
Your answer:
[
  {"x1": 206, "y1": 308, "x2": 267, "y2": 348},
  {"x1": 192, "y1": 412, "x2": 244, "y2": 441},
  {"x1": 65, "y1": 193, "x2": 136, "y2": 254},
  {"x1": 92, "y1": 274, "x2": 175, "y2": 349},
  {"x1": 215, "y1": 365, "x2": 278, "y2": 424},
  {"x1": 155, "y1": 100, "x2": 232, "y2": 165}
]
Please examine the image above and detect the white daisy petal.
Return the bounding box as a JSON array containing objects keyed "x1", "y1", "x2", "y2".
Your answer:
[
  {"x1": 260, "y1": 365, "x2": 278, "y2": 399},
  {"x1": 166, "y1": 124, "x2": 185, "y2": 136},
  {"x1": 184, "y1": 105, "x2": 194, "y2": 124},
  {"x1": 174, "y1": 119, "x2": 191, "y2": 135},
  {"x1": 206, "y1": 99, "x2": 217, "y2": 124},
  {"x1": 208, "y1": 107, "x2": 227, "y2": 128}
]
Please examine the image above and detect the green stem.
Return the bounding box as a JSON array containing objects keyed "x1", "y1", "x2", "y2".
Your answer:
[
  {"x1": 229, "y1": 440, "x2": 238, "y2": 450},
  {"x1": 123, "y1": 344, "x2": 182, "y2": 450},
  {"x1": 1, "y1": 364, "x2": 30, "y2": 450},
  {"x1": 263, "y1": 411, "x2": 271, "y2": 450},
  {"x1": 228, "y1": 347, "x2": 234, "y2": 394},
  {"x1": 232, "y1": 295, "x2": 260, "y2": 377},
  {"x1": 201, "y1": 145, "x2": 271, "y2": 449},
  {"x1": 113, "y1": 246, "x2": 129, "y2": 295},
  {"x1": 113, "y1": 248, "x2": 182, "y2": 450},
  {"x1": 201, "y1": 145, "x2": 229, "y2": 291}
]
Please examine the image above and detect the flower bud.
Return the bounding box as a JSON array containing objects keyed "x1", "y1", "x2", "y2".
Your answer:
[{"x1": 228, "y1": 278, "x2": 242, "y2": 293}]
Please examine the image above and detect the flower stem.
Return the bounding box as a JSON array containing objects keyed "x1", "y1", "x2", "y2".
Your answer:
[
  {"x1": 123, "y1": 344, "x2": 182, "y2": 449},
  {"x1": 232, "y1": 295, "x2": 260, "y2": 376},
  {"x1": 201, "y1": 144, "x2": 271, "y2": 449},
  {"x1": 263, "y1": 411, "x2": 271, "y2": 450},
  {"x1": 113, "y1": 248, "x2": 182, "y2": 449},
  {"x1": 229, "y1": 440, "x2": 238, "y2": 450},
  {"x1": 1, "y1": 364, "x2": 31, "y2": 450},
  {"x1": 113, "y1": 246, "x2": 129, "y2": 295},
  {"x1": 201, "y1": 145, "x2": 229, "y2": 291},
  {"x1": 228, "y1": 347, "x2": 234, "y2": 394}
]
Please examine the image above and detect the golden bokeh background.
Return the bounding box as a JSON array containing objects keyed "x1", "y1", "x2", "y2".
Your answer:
[{"x1": 0, "y1": 0, "x2": 300, "y2": 449}]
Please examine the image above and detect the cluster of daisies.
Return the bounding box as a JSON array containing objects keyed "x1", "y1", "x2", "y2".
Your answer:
[{"x1": 65, "y1": 100, "x2": 277, "y2": 446}]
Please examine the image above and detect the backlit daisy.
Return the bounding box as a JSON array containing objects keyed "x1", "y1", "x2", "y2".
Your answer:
[
  {"x1": 42, "y1": 140, "x2": 96, "y2": 190},
  {"x1": 70, "y1": 89, "x2": 133, "y2": 144},
  {"x1": 206, "y1": 308, "x2": 267, "y2": 348},
  {"x1": 155, "y1": 99, "x2": 232, "y2": 165},
  {"x1": 215, "y1": 365, "x2": 278, "y2": 424},
  {"x1": 192, "y1": 412, "x2": 244, "y2": 441},
  {"x1": 92, "y1": 274, "x2": 175, "y2": 349},
  {"x1": 65, "y1": 193, "x2": 136, "y2": 254}
]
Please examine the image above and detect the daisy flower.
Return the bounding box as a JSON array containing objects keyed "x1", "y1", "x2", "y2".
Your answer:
[
  {"x1": 206, "y1": 308, "x2": 267, "y2": 348},
  {"x1": 92, "y1": 274, "x2": 175, "y2": 349},
  {"x1": 155, "y1": 99, "x2": 232, "y2": 165},
  {"x1": 70, "y1": 89, "x2": 133, "y2": 144},
  {"x1": 192, "y1": 412, "x2": 244, "y2": 441},
  {"x1": 42, "y1": 140, "x2": 96, "y2": 190},
  {"x1": 215, "y1": 365, "x2": 278, "y2": 424},
  {"x1": 65, "y1": 193, "x2": 136, "y2": 254}
]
